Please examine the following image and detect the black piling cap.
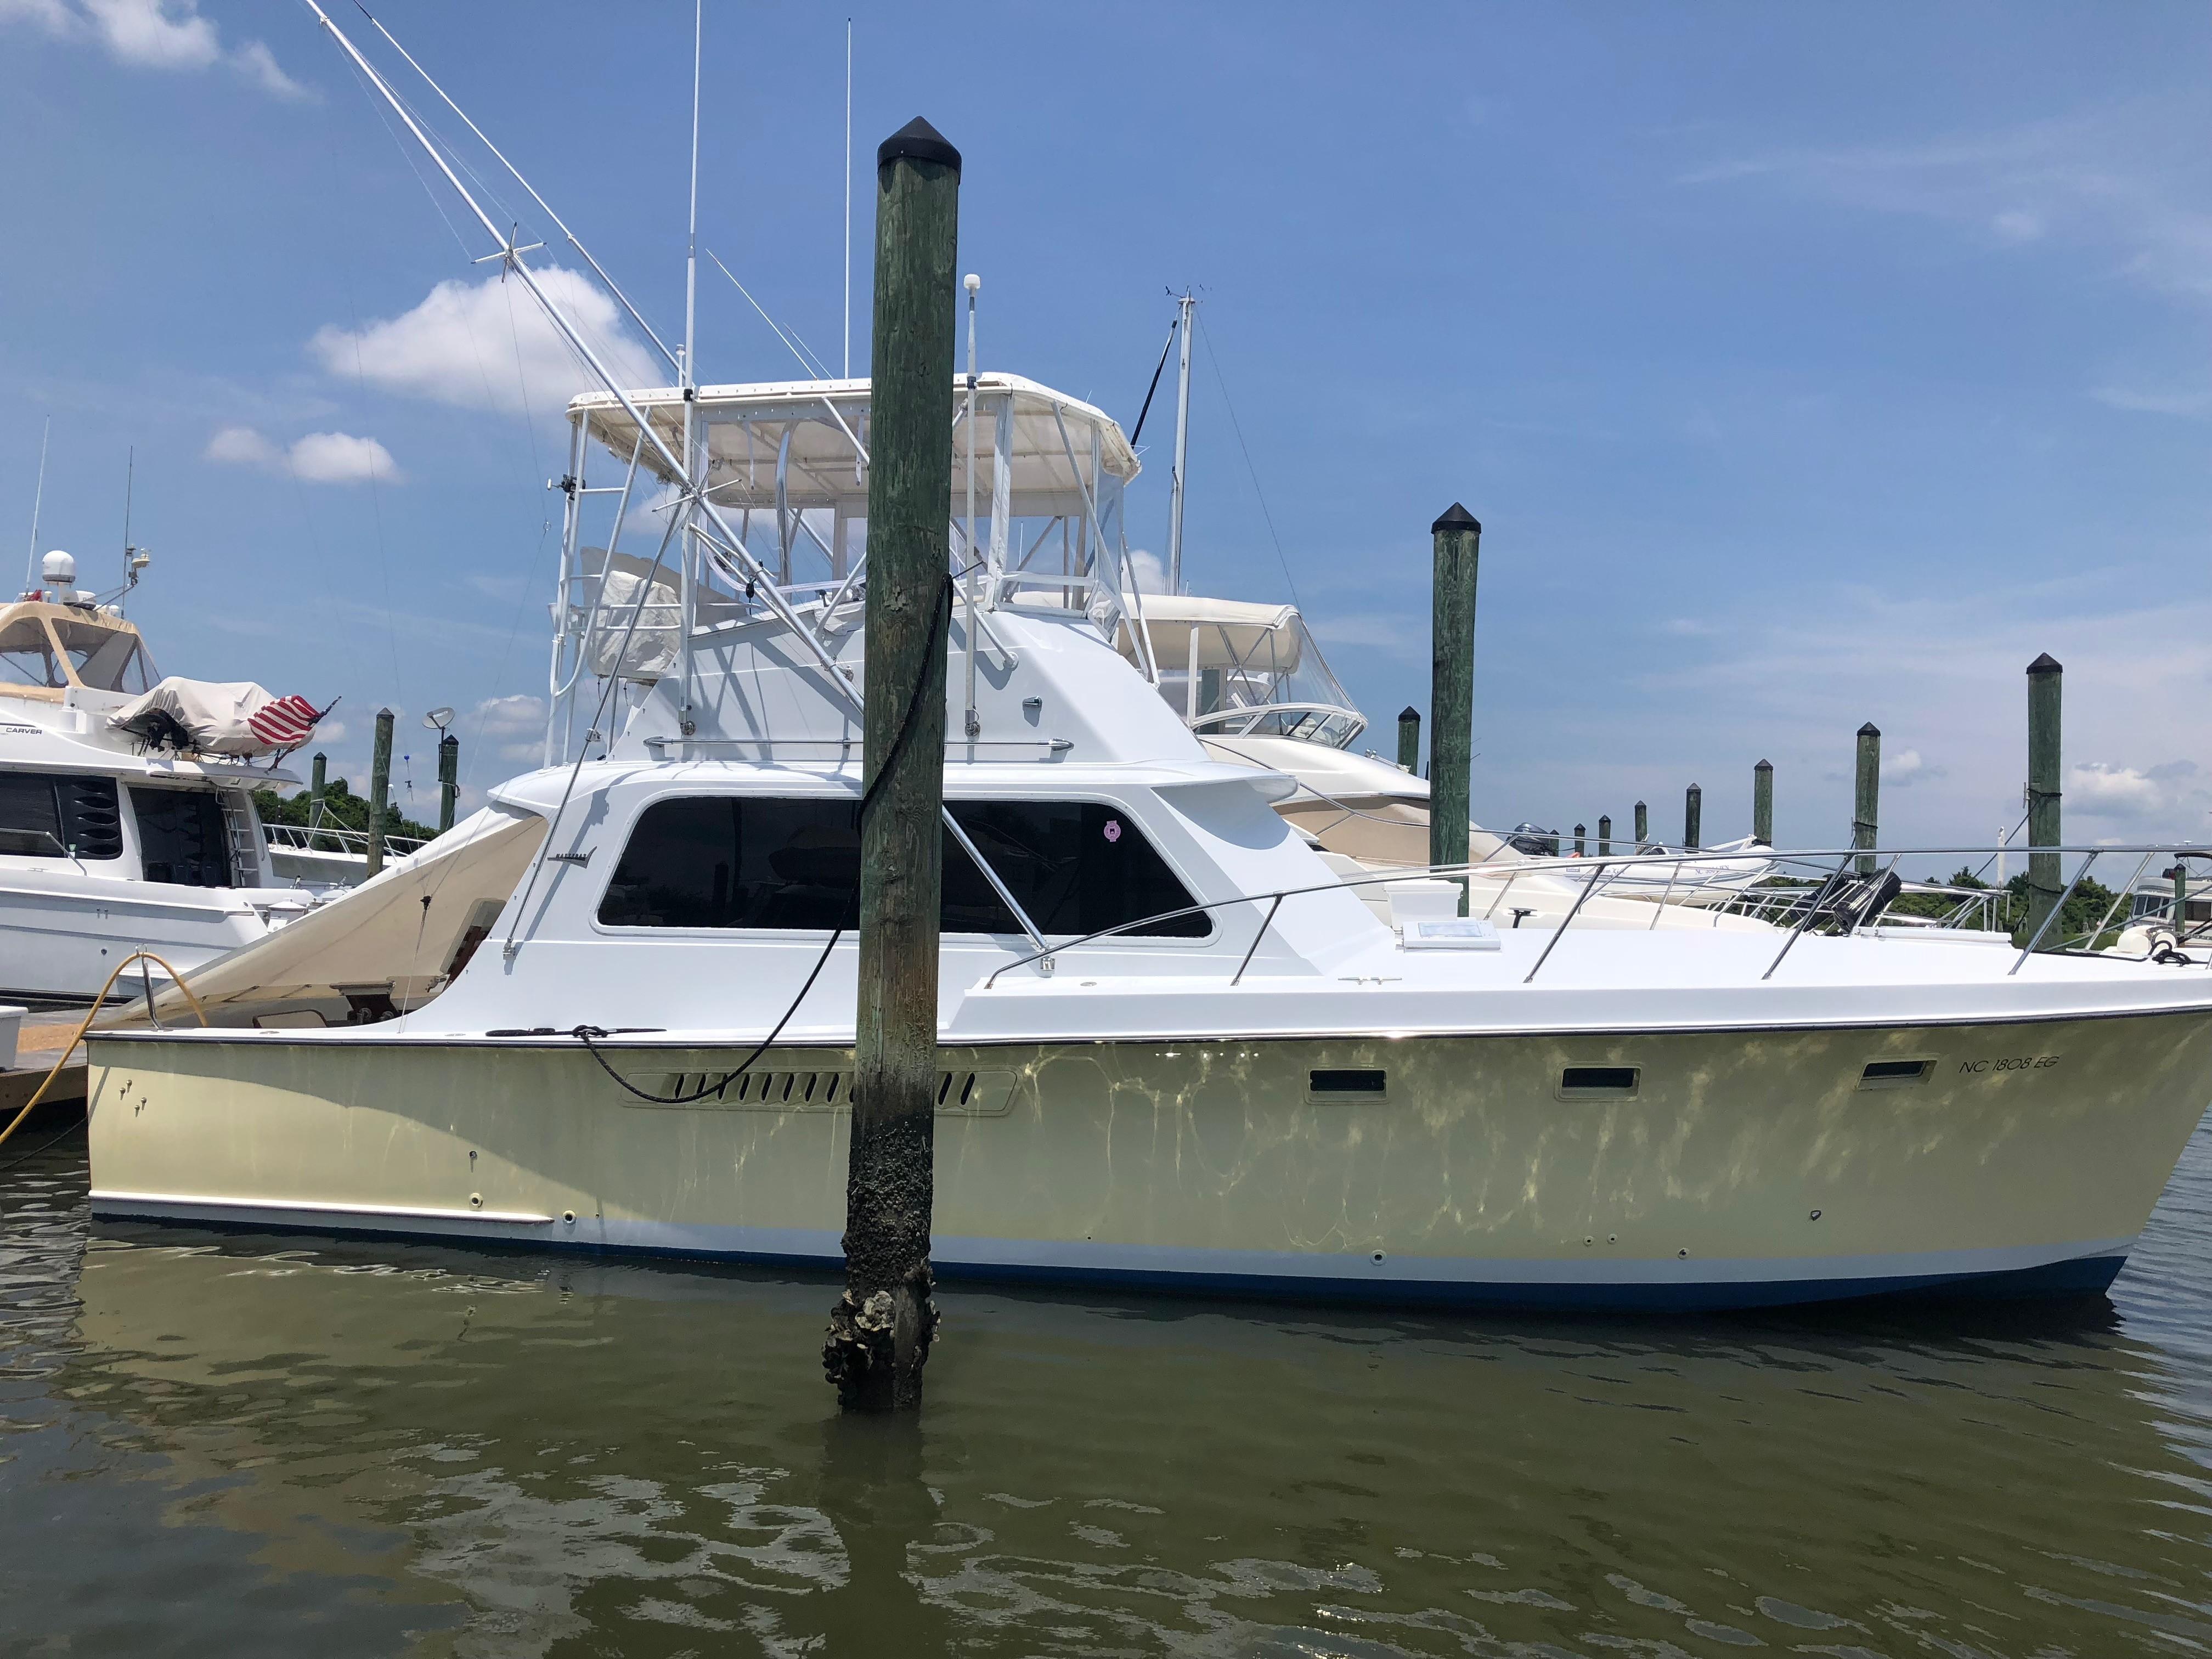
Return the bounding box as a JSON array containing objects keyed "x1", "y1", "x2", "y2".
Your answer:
[
  {"x1": 1858, "y1": 722, "x2": 1881, "y2": 738},
  {"x1": 878, "y1": 117, "x2": 961, "y2": 173},
  {"x1": 1754, "y1": 758, "x2": 1773, "y2": 771},
  {"x1": 2028, "y1": 651, "x2": 2063, "y2": 675},
  {"x1": 1398, "y1": 705, "x2": 1420, "y2": 722},
  {"x1": 1431, "y1": 502, "x2": 1481, "y2": 535}
]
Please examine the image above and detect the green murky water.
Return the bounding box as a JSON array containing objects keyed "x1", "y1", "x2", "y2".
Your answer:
[{"x1": 7, "y1": 1116, "x2": 2212, "y2": 1656}]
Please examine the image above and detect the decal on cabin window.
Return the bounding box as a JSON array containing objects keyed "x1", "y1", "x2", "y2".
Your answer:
[{"x1": 597, "y1": 797, "x2": 1207, "y2": 938}]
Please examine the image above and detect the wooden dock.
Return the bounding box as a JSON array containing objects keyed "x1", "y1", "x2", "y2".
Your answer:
[{"x1": 0, "y1": 1018, "x2": 90, "y2": 1120}]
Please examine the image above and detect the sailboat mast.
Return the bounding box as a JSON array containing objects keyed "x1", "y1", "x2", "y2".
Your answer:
[{"x1": 1165, "y1": 291, "x2": 1195, "y2": 596}]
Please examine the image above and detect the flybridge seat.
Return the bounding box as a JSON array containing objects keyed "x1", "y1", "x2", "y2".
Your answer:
[{"x1": 110, "y1": 679, "x2": 328, "y2": 759}]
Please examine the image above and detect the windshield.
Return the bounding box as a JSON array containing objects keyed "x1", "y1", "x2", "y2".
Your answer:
[{"x1": 1128, "y1": 605, "x2": 1366, "y2": 749}]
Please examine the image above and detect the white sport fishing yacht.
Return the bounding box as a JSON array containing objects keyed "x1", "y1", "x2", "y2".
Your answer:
[
  {"x1": 84, "y1": 369, "x2": 2212, "y2": 1310},
  {"x1": 0, "y1": 552, "x2": 329, "y2": 1002}
]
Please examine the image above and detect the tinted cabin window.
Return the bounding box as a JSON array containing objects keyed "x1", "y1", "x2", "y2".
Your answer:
[
  {"x1": 599, "y1": 798, "x2": 1206, "y2": 938},
  {"x1": 0, "y1": 771, "x2": 123, "y2": 859},
  {"x1": 130, "y1": 787, "x2": 232, "y2": 887}
]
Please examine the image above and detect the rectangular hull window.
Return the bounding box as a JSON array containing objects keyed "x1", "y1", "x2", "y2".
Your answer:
[
  {"x1": 1308, "y1": 1068, "x2": 1387, "y2": 1099},
  {"x1": 599, "y1": 797, "x2": 1205, "y2": 939},
  {"x1": 1858, "y1": 1058, "x2": 1934, "y2": 1090},
  {"x1": 1559, "y1": 1065, "x2": 1640, "y2": 1099}
]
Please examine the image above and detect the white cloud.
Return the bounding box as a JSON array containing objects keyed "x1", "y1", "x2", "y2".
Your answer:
[
  {"x1": 311, "y1": 266, "x2": 658, "y2": 417},
  {"x1": 1124, "y1": 548, "x2": 1167, "y2": 594},
  {"x1": 470, "y1": 693, "x2": 547, "y2": 760},
  {"x1": 288, "y1": 431, "x2": 398, "y2": 485},
  {"x1": 4, "y1": 0, "x2": 308, "y2": 98},
  {"x1": 1307, "y1": 613, "x2": 1418, "y2": 650},
  {"x1": 205, "y1": 425, "x2": 400, "y2": 484},
  {"x1": 203, "y1": 424, "x2": 276, "y2": 467},
  {"x1": 2070, "y1": 761, "x2": 2166, "y2": 819},
  {"x1": 2090, "y1": 385, "x2": 2212, "y2": 418},
  {"x1": 1881, "y1": 747, "x2": 1944, "y2": 787}
]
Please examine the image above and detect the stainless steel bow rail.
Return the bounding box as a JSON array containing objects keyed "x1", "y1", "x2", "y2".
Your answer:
[{"x1": 976, "y1": 840, "x2": 2212, "y2": 990}]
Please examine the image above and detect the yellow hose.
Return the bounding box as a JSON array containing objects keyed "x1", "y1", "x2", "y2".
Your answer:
[{"x1": 0, "y1": 951, "x2": 209, "y2": 1158}]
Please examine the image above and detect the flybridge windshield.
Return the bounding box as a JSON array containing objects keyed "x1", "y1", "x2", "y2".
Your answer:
[
  {"x1": 1116, "y1": 597, "x2": 1367, "y2": 751},
  {"x1": 0, "y1": 609, "x2": 158, "y2": 694}
]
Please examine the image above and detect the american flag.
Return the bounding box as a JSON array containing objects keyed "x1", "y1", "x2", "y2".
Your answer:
[{"x1": 246, "y1": 694, "x2": 323, "y2": 750}]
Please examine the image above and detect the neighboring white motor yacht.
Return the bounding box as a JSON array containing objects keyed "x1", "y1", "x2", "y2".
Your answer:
[
  {"x1": 1113, "y1": 594, "x2": 1774, "y2": 930},
  {"x1": 0, "y1": 573, "x2": 327, "y2": 1002},
  {"x1": 84, "y1": 371, "x2": 2212, "y2": 1311}
]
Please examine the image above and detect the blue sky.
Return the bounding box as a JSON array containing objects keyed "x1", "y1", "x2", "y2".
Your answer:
[{"x1": 3, "y1": 1, "x2": 2209, "y2": 860}]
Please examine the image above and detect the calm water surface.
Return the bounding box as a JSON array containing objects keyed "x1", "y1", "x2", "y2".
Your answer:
[{"x1": 8, "y1": 1116, "x2": 2212, "y2": 1657}]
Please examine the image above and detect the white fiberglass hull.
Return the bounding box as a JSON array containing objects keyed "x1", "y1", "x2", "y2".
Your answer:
[
  {"x1": 0, "y1": 871, "x2": 278, "y2": 1001},
  {"x1": 86, "y1": 1006, "x2": 2212, "y2": 1311}
]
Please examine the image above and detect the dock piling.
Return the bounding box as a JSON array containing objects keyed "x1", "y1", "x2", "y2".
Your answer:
[
  {"x1": 1684, "y1": 785, "x2": 1701, "y2": 850},
  {"x1": 309, "y1": 751, "x2": 327, "y2": 849},
  {"x1": 1574, "y1": 823, "x2": 1586, "y2": 857},
  {"x1": 1752, "y1": 759, "x2": 1773, "y2": 846},
  {"x1": 1853, "y1": 723, "x2": 1880, "y2": 876},
  {"x1": 1598, "y1": 814, "x2": 1612, "y2": 856},
  {"x1": 1428, "y1": 504, "x2": 1481, "y2": 913},
  {"x1": 1634, "y1": 800, "x2": 1647, "y2": 845},
  {"x1": 2027, "y1": 654, "x2": 2063, "y2": 945},
  {"x1": 366, "y1": 709, "x2": 393, "y2": 877},
  {"x1": 1396, "y1": 706, "x2": 1420, "y2": 775},
  {"x1": 823, "y1": 116, "x2": 961, "y2": 1414},
  {"x1": 436, "y1": 732, "x2": 459, "y2": 834}
]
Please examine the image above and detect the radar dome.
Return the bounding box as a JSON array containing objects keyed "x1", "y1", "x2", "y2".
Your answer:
[{"x1": 40, "y1": 550, "x2": 74, "y2": 586}]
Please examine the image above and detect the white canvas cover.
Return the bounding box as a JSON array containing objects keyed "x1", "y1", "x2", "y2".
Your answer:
[
  {"x1": 109, "y1": 678, "x2": 323, "y2": 757},
  {"x1": 583, "y1": 550, "x2": 680, "y2": 681}
]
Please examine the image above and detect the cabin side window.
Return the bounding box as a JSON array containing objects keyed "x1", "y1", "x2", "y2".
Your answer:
[
  {"x1": 129, "y1": 786, "x2": 233, "y2": 887},
  {"x1": 597, "y1": 797, "x2": 1207, "y2": 938},
  {"x1": 0, "y1": 772, "x2": 125, "y2": 860}
]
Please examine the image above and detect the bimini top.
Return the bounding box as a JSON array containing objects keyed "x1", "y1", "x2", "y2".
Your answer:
[
  {"x1": 567, "y1": 374, "x2": 1139, "y2": 513},
  {"x1": 0, "y1": 599, "x2": 159, "y2": 705}
]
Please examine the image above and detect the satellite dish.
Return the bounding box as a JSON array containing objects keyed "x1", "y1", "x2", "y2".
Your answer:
[{"x1": 424, "y1": 707, "x2": 455, "y2": 731}]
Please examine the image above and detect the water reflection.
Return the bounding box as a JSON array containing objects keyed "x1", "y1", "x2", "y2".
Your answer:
[{"x1": 5, "y1": 1119, "x2": 2212, "y2": 1655}]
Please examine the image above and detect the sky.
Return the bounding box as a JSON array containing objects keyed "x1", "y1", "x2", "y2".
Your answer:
[{"x1": 2, "y1": 1, "x2": 2210, "y2": 865}]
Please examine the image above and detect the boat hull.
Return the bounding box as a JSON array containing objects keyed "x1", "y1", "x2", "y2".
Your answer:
[{"x1": 85, "y1": 1011, "x2": 2212, "y2": 1311}]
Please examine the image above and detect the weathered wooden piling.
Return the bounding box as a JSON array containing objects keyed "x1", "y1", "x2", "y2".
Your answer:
[
  {"x1": 1397, "y1": 706, "x2": 1420, "y2": 775},
  {"x1": 1428, "y1": 505, "x2": 1480, "y2": 912},
  {"x1": 822, "y1": 116, "x2": 961, "y2": 1414},
  {"x1": 1752, "y1": 759, "x2": 1773, "y2": 846},
  {"x1": 1853, "y1": 723, "x2": 1880, "y2": 876},
  {"x1": 1598, "y1": 814, "x2": 1612, "y2": 856},
  {"x1": 2026, "y1": 654, "x2": 2063, "y2": 945},
  {"x1": 437, "y1": 732, "x2": 460, "y2": 835},
  {"x1": 366, "y1": 709, "x2": 393, "y2": 877},
  {"x1": 309, "y1": 751, "x2": 327, "y2": 849},
  {"x1": 1634, "y1": 800, "x2": 1647, "y2": 844},
  {"x1": 1574, "y1": 823, "x2": 1586, "y2": 857},
  {"x1": 1684, "y1": 785, "x2": 1701, "y2": 850}
]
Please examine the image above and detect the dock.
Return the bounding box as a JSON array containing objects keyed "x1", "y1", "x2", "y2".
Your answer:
[{"x1": 0, "y1": 1018, "x2": 91, "y2": 1120}]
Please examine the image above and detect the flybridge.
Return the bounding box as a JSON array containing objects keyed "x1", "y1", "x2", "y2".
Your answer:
[{"x1": 548, "y1": 373, "x2": 1164, "y2": 765}]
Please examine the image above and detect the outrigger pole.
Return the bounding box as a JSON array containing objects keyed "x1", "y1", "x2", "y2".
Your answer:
[{"x1": 301, "y1": 1, "x2": 1048, "y2": 952}]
